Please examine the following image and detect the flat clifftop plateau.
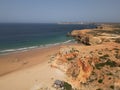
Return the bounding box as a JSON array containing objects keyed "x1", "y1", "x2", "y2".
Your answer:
[
  {"x1": 70, "y1": 24, "x2": 120, "y2": 45},
  {"x1": 50, "y1": 24, "x2": 120, "y2": 90}
]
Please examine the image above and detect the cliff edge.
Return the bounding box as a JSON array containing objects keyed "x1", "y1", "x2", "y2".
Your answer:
[{"x1": 51, "y1": 24, "x2": 120, "y2": 90}]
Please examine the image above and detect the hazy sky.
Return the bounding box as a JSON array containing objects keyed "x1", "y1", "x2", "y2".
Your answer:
[{"x1": 0, "y1": 0, "x2": 120, "y2": 23}]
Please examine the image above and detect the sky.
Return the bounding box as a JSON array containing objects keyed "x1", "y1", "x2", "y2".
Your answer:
[{"x1": 0, "y1": 0, "x2": 120, "y2": 23}]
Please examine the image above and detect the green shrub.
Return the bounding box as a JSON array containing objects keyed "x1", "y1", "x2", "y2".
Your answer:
[
  {"x1": 110, "y1": 85, "x2": 114, "y2": 89},
  {"x1": 95, "y1": 60, "x2": 117, "y2": 69},
  {"x1": 67, "y1": 57, "x2": 74, "y2": 61},
  {"x1": 98, "y1": 79, "x2": 103, "y2": 83},
  {"x1": 64, "y1": 82, "x2": 72, "y2": 90}
]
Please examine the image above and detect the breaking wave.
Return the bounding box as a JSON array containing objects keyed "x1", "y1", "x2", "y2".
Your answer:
[{"x1": 0, "y1": 39, "x2": 74, "y2": 54}]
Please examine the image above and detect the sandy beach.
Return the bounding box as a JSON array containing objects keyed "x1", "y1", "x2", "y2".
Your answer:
[
  {"x1": 0, "y1": 44, "x2": 69, "y2": 90},
  {"x1": 0, "y1": 24, "x2": 120, "y2": 90}
]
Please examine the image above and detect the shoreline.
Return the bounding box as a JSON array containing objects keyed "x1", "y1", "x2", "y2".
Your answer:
[
  {"x1": 0, "y1": 44, "x2": 67, "y2": 90},
  {"x1": 0, "y1": 42, "x2": 77, "y2": 76},
  {"x1": 0, "y1": 39, "x2": 74, "y2": 55},
  {"x1": 0, "y1": 42, "x2": 79, "y2": 90}
]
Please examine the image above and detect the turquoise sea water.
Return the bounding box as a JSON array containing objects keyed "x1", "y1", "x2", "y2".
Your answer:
[{"x1": 0, "y1": 23, "x2": 96, "y2": 54}]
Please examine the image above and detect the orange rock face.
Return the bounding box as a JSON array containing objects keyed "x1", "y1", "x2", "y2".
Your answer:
[{"x1": 51, "y1": 24, "x2": 120, "y2": 89}]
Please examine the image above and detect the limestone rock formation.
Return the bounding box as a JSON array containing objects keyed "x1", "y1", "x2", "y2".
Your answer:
[
  {"x1": 70, "y1": 24, "x2": 120, "y2": 45},
  {"x1": 51, "y1": 42, "x2": 120, "y2": 89},
  {"x1": 51, "y1": 24, "x2": 120, "y2": 90}
]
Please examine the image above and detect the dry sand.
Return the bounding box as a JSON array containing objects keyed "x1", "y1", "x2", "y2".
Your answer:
[{"x1": 0, "y1": 45, "x2": 68, "y2": 90}]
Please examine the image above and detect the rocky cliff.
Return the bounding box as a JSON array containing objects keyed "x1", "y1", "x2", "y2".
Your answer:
[
  {"x1": 51, "y1": 24, "x2": 120, "y2": 90},
  {"x1": 70, "y1": 24, "x2": 120, "y2": 45}
]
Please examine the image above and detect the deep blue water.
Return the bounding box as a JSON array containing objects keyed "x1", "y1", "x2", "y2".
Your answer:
[{"x1": 0, "y1": 23, "x2": 96, "y2": 53}]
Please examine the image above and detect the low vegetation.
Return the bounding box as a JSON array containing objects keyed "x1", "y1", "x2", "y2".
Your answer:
[
  {"x1": 99, "y1": 54, "x2": 109, "y2": 60},
  {"x1": 98, "y1": 79, "x2": 103, "y2": 83},
  {"x1": 110, "y1": 85, "x2": 114, "y2": 89},
  {"x1": 52, "y1": 24, "x2": 120, "y2": 90},
  {"x1": 63, "y1": 82, "x2": 72, "y2": 90},
  {"x1": 95, "y1": 60, "x2": 117, "y2": 69}
]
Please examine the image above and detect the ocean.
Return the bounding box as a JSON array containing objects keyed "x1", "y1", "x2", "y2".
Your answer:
[{"x1": 0, "y1": 23, "x2": 96, "y2": 54}]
